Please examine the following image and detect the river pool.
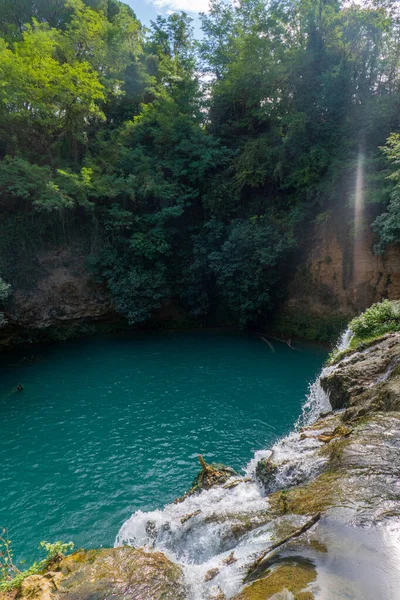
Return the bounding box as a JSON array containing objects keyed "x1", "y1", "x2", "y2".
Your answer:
[{"x1": 0, "y1": 331, "x2": 326, "y2": 562}]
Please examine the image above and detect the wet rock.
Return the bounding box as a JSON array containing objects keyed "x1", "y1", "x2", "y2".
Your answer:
[
  {"x1": 177, "y1": 455, "x2": 237, "y2": 500},
  {"x1": 223, "y1": 477, "x2": 251, "y2": 490},
  {"x1": 268, "y1": 411, "x2": 400, "y2": 524},
  {"x1": 320, "y1": 333, "x2": 400, "y2": 409},
  {"x1": 13, "y1": 548, "x2": 186, "y2": 600},
  {"x1": 209, "y1": 589, "x2": 226, "y2": 600},
  {"x1": 204, "y1": 568, "x2": 219, "y2": 581},
  {"x1": 232, "y1": 560, "x2": 316, "y2": 600},
  {"x1": 269, "y1": 472, "x2": 341, "y2": 516},
  {"x1": 255, "y1": 455, "x2": 278, "y2": 491},
  {"x1": 317, "y1": 425, "x2": 352, "y2": 443},
  {"x1": 180, "y1": 509, "x2": 201, "y2": 524},
  {"x1": 222, "y1": 551, "x2": 237, "y2": 565},
  {"x1": 343, "y1": 374, "x2": 400, "y2": 422},
  {"x1": 203, "y1": 508, "x2": 272, "y2": 547}
]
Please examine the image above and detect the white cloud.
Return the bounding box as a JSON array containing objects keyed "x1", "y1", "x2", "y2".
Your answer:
[{"x1": 151, "y1": 0, "x2": 210, "y2": 14}]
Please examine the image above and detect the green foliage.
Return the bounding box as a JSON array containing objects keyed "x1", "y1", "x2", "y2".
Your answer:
[
  {"x1": 373, "y1": 134, "x2": 400, "y2": 252},
  {"x1": 373, "y1": 188, "x2": 400, "y2": 253},
  {"x1": 0, "y1": 277, "x2": 11, "y2": 303},
  {"x1": 349, "y1": 300, "x2": 400, "y2": 343},
  {"x1": 1, "y1": 0, "x2": 400, "y2": 334},
  {"x1": 0, "y1": 528, "x2": 74, "y2": 592},
  {"x1": 209, "y1": 216, "x2": 295, "y2": 325}
]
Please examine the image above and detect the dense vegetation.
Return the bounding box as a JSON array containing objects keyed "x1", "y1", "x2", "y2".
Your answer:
[
  {"x1": 349, "y1": 298, "x2": 400, "y2": 342},
  {"x1": 1, "y1": 0, "x2": 400, "y2": 330}
]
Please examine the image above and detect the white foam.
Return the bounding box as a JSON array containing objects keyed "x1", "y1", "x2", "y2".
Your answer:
[{"x1": 337, "y1": 328, "x2": 354, "y2": 352}]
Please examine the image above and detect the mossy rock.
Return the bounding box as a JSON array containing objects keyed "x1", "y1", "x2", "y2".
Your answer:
[
  {"x1": 322, "y1": 333, "x2": 400, "y2": 411},
  {"x1": 233, "y1": 561, "x2": 316, "y2": 600},
  {"x1": 268, "y1": 472, "x2": 341, "y2": 516},
  {"x1": 178, "y1": 456, "x2": 237, "y2": 500},
  {"x1": 191, "y1": 461, "x2": 237, "y2": 491},
  {"x1": 255, "y1": 456, "x2": 278, "y2": 492},
  {"x1": 317, "y1": 425, "x2": 352, "y2": 444},
  {"x1": 272, "y1": 308, "x2": 348, "y2": 343},
  {"x1": 10, "y1": 548, "x2": 186, "y2": 600}
]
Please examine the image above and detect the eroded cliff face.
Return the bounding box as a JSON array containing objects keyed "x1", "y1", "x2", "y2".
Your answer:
[
  {"x1": 276, "y1": 207, "x2": 400, "y2": 340},
  {"x1": 0, "y1": 245, "x2": 200, "y2": 349},
  {"x1": 0, "y1": 247, "x2": 117, "y2": 348},
  {"x1": 2, "y1": 207, "x2": 400, "y2": 348}
]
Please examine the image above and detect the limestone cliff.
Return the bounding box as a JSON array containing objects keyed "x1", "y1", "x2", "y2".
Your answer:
[
  {"x1": 277, "y1": 205, "x2": 400, "y2": 340},
  {"x1": 0, "y1": 247, "x2": 117, "y2": 348},
  {"x1": 2, "y1": 207, "x2": 400, "y2": 348}
]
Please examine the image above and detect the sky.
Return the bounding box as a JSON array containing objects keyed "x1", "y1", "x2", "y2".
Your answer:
[
  {"x1": 123, "y1": 0, "x2": 363, "y2": 37},
  {"x1": 124, "y1": 0, "x2": 205, "y2": 34}
]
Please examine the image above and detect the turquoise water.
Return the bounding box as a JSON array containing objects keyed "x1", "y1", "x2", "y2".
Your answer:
[{"x1": 0, "y1": 331, "x2": 326, "y2": 563}]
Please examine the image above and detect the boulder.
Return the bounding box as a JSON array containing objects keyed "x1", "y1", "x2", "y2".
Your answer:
[
  {"x1": 177, "y1": 455, "x2": 237, "y2": 501},
  {"x1": 255, "y1": 455, "x2": 278, "y2": 491},
  {"x1": 321, "y1": 333, "x2": 400, "y2": 410},
  {"x1": 232, "y1": 560, "x2": 316, "y2": 600},
  {"x1": 9, "y1": 548, "x2": 186, "y2": 600}
]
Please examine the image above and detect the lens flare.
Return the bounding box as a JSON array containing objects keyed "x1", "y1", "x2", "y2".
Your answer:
[{"x1": 353, "y1": 150, "x2": 365, "y2": 288}]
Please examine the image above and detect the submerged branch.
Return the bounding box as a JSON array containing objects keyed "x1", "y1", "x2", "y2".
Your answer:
[
  {"x1": 256, "y1": 333, "x2": 301, "y2": 351},
  {"x1": 198, "y1": 454, "x2": 209, "y2": 472}
]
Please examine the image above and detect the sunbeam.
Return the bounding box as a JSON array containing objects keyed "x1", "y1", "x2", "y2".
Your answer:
[{"x1": 353, "y1": 150, "x2": 365, "y2": 288}]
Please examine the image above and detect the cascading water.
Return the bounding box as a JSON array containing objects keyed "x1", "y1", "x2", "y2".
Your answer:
[
  {"x1": 115, "y1": 330, "x2": 353, "y2": 599},
  {"x1": 336, "y1": 328, "x2": 353, "y2": 352},
  {"x1": 295, "y1": 327, "x2": 353, "y2": 428}
]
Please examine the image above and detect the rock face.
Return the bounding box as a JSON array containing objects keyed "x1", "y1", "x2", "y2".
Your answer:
[
  {"x1": 276, "y1": 201, "x2": 400, "y2": 340},
  {"x1": 234, "y1": 561, "x2": 317, "y2": 600},
  {"x1": 0, "y1": 247, "x2": 117, "y2": 349},
  {"x1": 321, "y1": 333, "x2": 400, "y2": 415},
  {"x1": 2, "y1": 198, "x2": 400, "y2": 349},
  {"x1": 4, "y1": 203, "x2": 400, "y2": 350},
  {"x1": 1, "y1": 548, "x2": 187, "y2": 600},
  {"x1": 231, "y1": 334, "x2": 400, "y2": 599}
]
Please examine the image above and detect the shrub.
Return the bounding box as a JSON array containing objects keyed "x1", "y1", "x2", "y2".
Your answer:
[
  {"x1": 349, "y1": 299, "x2": 400, "y2": 342},
  {"x1": 0, "y1": 529, "x2": 74, "y2": 592}
]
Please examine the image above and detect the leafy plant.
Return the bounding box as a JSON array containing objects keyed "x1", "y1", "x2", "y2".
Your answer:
[
  {"x1": 349, "y1": 300, "x2": 400, "y2": 343},
  {"x1": 0, "y1": 529, "x2": 74, "y2": 592}
]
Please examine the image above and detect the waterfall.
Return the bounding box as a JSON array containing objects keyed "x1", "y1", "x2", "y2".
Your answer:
[
  {"x1": 115, "y1": 328, "x2": 353, "y2": 599},
  {"x1": 337, "y1": 328, "x2": 353, "y2": 352},
  {"x1": 296, "y1": 327, "x2": 352, "y2": 427}
]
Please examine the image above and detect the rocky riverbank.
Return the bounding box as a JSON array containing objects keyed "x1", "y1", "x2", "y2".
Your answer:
[{"x1": 2, "y1": 331, "x2": 400, "y2": 600}]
